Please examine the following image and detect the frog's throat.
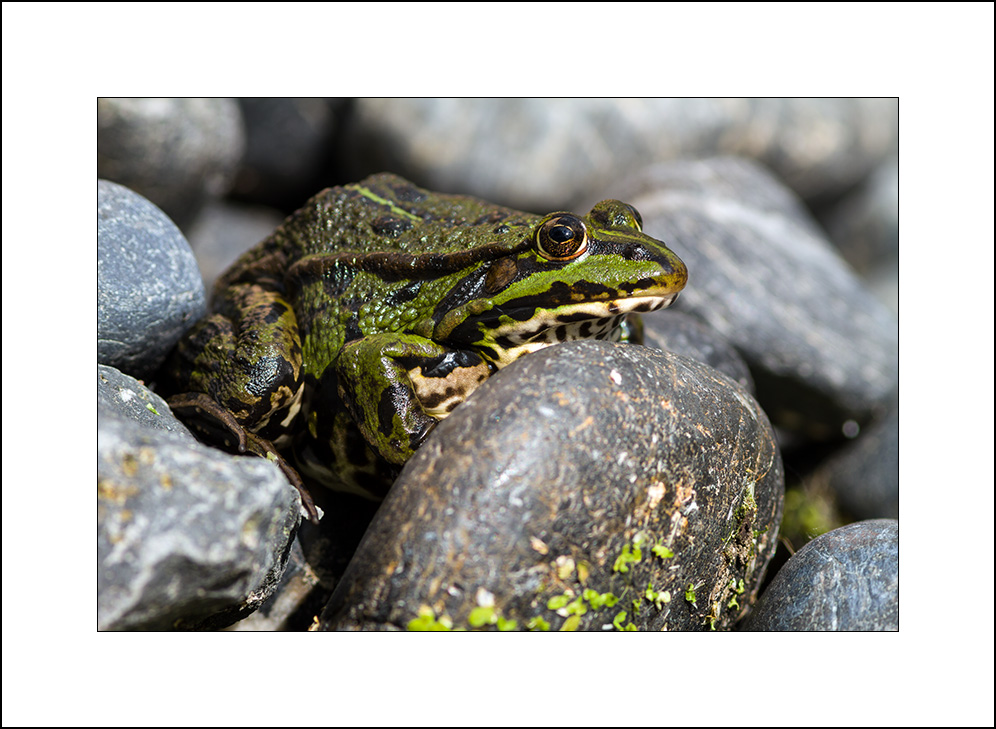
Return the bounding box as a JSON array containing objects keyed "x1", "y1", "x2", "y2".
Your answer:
[{"x1": 476, "y1": 293, "x2": 677, "y2": 369}]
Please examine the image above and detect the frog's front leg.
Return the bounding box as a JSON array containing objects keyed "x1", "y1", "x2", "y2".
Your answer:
[
  {"x1": 165, "y1": 282, "x2": 318, "y2": 522},
  {"x1": 168, "y1": 282, "x2": 304, "y2": 430},
  {"x1": 334, "y1": 333, "x2": 491, "y2": 465}
]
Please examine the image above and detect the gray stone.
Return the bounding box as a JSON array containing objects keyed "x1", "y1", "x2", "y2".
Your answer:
[
  {"x1": 866, "y1": 258, "x2": 899, "y2": 318},
  {"x1": 612, "y1": 157, "x2": 899, "y2": 441},
  {"x1": 339, "y1": 98, "x2": 897, "y2": 212},
  {"x1": 97, "y1": 180, "x2": 206, "y2": 380},
  {"x1": 224, "y1": 540, "x2": 322, "y2": 631},
  {"x1": 743, "y1": 519, "x2": 898, "y2": 631},
  {"x1": 820, "y1": 156, "x2": 899, "y2": 275},
  {"x1": 320, "y1": 341, "x2": 783, "y2": 631},
  {"x1": 98, "y1": 98, "x2": 245, "y2": 228},
  {"x1": 818, "y1": 396, "x2": 899, "y2": 520},
  {"x1": 98, "y1": 406, "x2": 302, "y2": 630},
  {"x1": 97, "y1": 364, "x2": 194, "y2": 440}
]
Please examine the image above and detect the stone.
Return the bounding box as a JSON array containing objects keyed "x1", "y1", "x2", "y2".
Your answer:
[
  {"x1": 97, "y1": 180, "x2": 206, "y2": 380},
  {"x1": 98, "y1": 364, "x2": 194, "y2": 440},
  {"x1": 184, "y1": 199, "x2": 285, "y2": 292},
  {"x1": 320, "y1": 341, "x2": 783, "y2": 631},
  {"x1": 231, "y1": 97, "x2": 341, "y2": 210},
  {"x1": 97, "y1": 97, "x2": 245, "y2": 228},
  {"x1": 817, "y1": 395, "x2": 899, "y2": 520},
  {"x1": 743, "y1": 519, "x2": 898, "y2": 631},
  {"x1": 98, "y1": 402, "x2": 302, "y2": 630},
  {"x1": 610, "y1": 157, "x2": 899, "y2": 441},
  {"x1": 820, "y1": 156, "x2": 899, "y2": 275},
  {"x1": 338, "y1": 98, "x2": 897, "y2": 212}
]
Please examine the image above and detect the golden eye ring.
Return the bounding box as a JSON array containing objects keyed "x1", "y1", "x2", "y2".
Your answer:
[{"x1": 536, "y1": 214, "x2": 588, "y2": 261}]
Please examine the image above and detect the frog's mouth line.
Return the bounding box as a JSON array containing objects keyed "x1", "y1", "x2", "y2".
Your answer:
[{"x1": 478, "y1": 293, "x2": 678, "y2": 368}]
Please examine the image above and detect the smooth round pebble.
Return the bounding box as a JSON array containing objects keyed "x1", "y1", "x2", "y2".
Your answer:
[
  {"x1": 231, "y1": 97, "x2": 341, "y2": 210},
  {"x1": 743, "y1": 519, "x2": 898, "y2": 631},
  {"x1": 97, "y1": 179, "x2": 206, "y2": 380},
  {"x1": 321, "y1": 341, "x2": 783, "y2": 631}
]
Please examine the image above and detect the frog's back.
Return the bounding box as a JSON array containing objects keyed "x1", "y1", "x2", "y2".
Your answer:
[
  {"x1": 216, "y1": 174, "x2": 542, "y2": 295},
  {"x1": 290, "y1": 173, "x2": 540, "y2": 258}
]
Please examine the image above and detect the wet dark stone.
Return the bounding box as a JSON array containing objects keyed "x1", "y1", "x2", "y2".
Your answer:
[
  {"x1": 320, "y1": 341, "x2": 783, "y2": 631},
  {"x1": 97, "y1": 180, "x2": 206, "y2": 380},
  {"x1": 743, "y1": 519, "x2": 898, "y2": 631}
]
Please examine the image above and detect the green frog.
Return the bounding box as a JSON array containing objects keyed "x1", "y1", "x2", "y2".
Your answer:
[{"x1": 165, "y1": 173, "x2": 687, "y2": 519}]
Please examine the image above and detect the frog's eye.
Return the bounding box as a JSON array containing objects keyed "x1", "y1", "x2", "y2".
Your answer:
[
  {"x1": 537, "y1": 214, "x2": 588, "y2": 261},
  {"x1": 625, "y1": 204, "x2": 643, "y2": 231}
]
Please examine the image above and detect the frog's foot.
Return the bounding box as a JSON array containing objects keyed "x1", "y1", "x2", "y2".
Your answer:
[
  {"x1": 243, "y1": 430, "x2": 321, "y2": 525},
  {"x1": 410, "y1": 419, "x2": 437, "y2": 452},
  {"x1": 167, "y1": 392, "x2": 320, "y2": 525}
]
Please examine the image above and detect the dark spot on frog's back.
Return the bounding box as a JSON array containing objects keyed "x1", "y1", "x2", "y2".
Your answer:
[
  {"x1": 381, "y1": 176, "x2": 427, "y2": 203},
  {"x1": 471, "y1": 210, "x2": 508, "y2": 227},
  {"x1": 371, "y1": 215, "x2": 413, "y2": 238},
  {"x1": 385, "y1": 281, "x2": 422, "y2": 307}
]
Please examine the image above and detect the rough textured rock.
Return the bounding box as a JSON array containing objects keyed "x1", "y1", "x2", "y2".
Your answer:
[
  {"x1": 98, "y1": 364, "x2": 194, "y2": 439},
  {"x1": 97, "y1": 97, "x2": 245, "y2": 228},
  {"x1": 610, "y1": 157, "x2": 899, "y2": 440},
  {"x1": 743, "y1": 519, "x2": 898, "y2": 631},
  {"x1": 98, "y1": 403, "x2": 302, "y2": 630},
  {"x1": 97, "y1": 180, "x2": 206, "y2": 380},
  {"x1": 339, "y1": 98, "x2": 897, "y2": 212},
  {"x1": 224, "y1": 540, "x2": 323, "y2": 631},
  {"x1": 320, "y1": 341, "x2": 783, "y2": 631}
]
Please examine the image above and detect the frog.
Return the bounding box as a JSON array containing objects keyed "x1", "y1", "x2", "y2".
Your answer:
[{"x1": 164, "y1": 173, "x2": 687, "y2": 520}]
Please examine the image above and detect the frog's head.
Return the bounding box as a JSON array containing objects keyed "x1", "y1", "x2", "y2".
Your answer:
[{"x1": 435, "y1": 200, "x2": 687, "y2": 367}]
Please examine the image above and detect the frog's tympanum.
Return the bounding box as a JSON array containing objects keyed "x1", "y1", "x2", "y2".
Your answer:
[{"x1": 165, "y1": 173, "x2": 687, "y2": 519}]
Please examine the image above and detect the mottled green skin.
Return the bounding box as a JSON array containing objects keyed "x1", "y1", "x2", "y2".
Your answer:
[{"x1": 167, "y1": 173, "x2": 688, "y2": 498}]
